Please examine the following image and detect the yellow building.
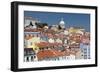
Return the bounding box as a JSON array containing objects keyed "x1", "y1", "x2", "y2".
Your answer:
[
  {"x1": 68, "y1": 27, "x2": 84, "y2": 35},
  {"x1": 24, "y1": 34, "x2": 41, "y2": 52}
]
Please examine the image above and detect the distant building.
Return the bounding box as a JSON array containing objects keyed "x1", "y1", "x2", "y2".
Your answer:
[
  {"x1": 50, "y1": 24, "x2": 58, "y2": 31},
  {"x1": 55, "y1": 38, "x2": 62, "y2": 44},
  {"x1": 80, "y1": 43, "x2": 90, "y2": 59},
  {"x1": 68, "y1": 27, "x2": 85, "y2": 35},
  {"x1": 75, "y1": 49, "x2": 83, "y2": 59},
  {"x1": 64, "y1": 30, "x2": 69, "y2": 35},
  {"x1": 40, "y1": 33, "x2": 48, "y2": 42},
  {"x1": 24, "y1": 32, "x2": 40, "y2": 51},
  {"x1": 50, "y1": 18, "x2": 66, "y2": 30},
  {"x1": 24, "y1": 17, "x2": 39, "y2": 29},
  {"x1": 59, "y1": 18, "x2": 65, "y2": 29},
  {"x1": 69, "y1": 54, "x2": 75, "y2": 60},
  {"x1": 35, "y1": 23, "x2": 48, "y2": 28},
  {"x1": 48, "y1": 38, "x2": 55, "y2": 43},
  {"x1": 24, "y1": 48, "x2": 38, "y2": 62}
]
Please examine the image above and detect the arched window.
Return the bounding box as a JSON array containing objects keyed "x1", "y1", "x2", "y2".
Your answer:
[
  {"x1": 31, "y1": 56, "x2": 33, "y2": 61},
  {"x1": 26, "y1": 56, "x2": 29, "y2": 62},
  {"x1": 34, "y1": 55, "x2": 36, "y2": 59}
]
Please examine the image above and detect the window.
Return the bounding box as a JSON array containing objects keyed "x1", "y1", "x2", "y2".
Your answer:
[
  {"x1": 26, "y1": 57, "x2": 29, "y2": 62},
  {"x1": 81, "y1": 54, "x2": 84, "y2": 56},
  {"x1": 84, "y1": 51, "x2": 87, "y2": 54},
  {"x1": 34, "y1": 55, "x2": 36, "y2": 58},
  {"x1": 84, "y1": 55, "x2": 87, "y2": 59},
  {"x1": 31, "y1": 56, "x2": 33, "y2": 61}
]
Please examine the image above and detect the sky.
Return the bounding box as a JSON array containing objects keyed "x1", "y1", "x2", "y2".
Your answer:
[{"x1": 24, "y1": 11, "x2": 90, "y2": 32}]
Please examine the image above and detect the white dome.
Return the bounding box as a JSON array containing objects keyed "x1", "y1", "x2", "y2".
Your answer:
[{"x1": 59, "y1": 18, "x2": 65, "y2": 25}]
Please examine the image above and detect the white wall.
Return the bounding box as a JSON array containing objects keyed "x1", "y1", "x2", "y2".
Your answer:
[{"x1": 0, "y1": 0, "x2": 99, "y2": 73}]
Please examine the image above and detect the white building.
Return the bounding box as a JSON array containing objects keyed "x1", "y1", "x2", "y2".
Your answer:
[
  {"x1": 80, "y1": 43, "x2": 90, "y2": 59},
  {"x1": 58, "y1": 55, "x2": 75, "y2": 60},
  {"x1": 55, "y1": 38, "x2": 62, "y2": 44},
  {"x1": 64, "y1": 30, "x2": 69, "y2": 35},
  {"x1": 59, "y1": 18, "x2": 65, "y2": 29},
  {"x1": 48, "y1": 38, "x2": 55, "y2": 43},
  {"x1": 24, "y1": 48, "x2": 38, "y2": 62},
  {"x1": 24, "y1": 17, "x2": 39, "y2": 29},
  {"x1": 69, "y1": 54, "x2": 75, "y2": 60}
]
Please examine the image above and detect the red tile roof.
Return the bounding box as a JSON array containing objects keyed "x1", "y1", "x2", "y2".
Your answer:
[{"x1": 37, "y1": 49, "x2": 73, "y2": 60}]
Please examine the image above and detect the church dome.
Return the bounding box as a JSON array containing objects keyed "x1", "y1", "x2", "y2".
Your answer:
[{"x1": 59, "y1": 18, "x2": 65, "y2": 25}]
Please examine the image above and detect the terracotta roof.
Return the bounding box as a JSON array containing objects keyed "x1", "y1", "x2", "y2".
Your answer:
[
  {"x1": 37, "y1": 50, "x2": 56, "y2": 60},
  {"x1": 35, "y1": 42, "x2": 49, "y2": 48},
  {"x1": 24, "y1": 29, "x2": 42, "y2": 32},
  {"x1": 37, "y1": 49, "x2": 72, "y2": 60},
  {"x1": 25, "y1": 36, "x2": 33, "y2": 40}
]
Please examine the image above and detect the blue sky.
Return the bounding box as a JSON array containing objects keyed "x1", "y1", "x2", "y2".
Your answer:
[{"x1": 24, "y1": 11, "x2": 90, "y2": 32}]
